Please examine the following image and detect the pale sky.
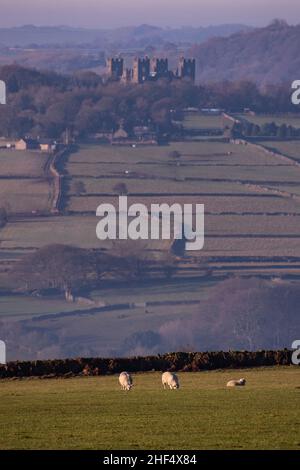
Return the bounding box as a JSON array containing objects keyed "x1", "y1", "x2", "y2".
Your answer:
[{"x1": 0, "y1": 0, "x2": 299, "y2": 28}]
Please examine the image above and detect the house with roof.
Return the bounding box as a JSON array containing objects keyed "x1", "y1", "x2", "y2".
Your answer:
[
  {"x1": 15, "y1": 138, "x2": 39, "y2": 151},
  {"x1": 39, "y1": 139, "x2": 57, "y2": 152},
  {"x1": 111, "y1": 122, "x2": 129, "y2": 144}
]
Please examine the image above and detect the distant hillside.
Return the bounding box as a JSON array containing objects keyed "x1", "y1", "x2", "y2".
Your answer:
[
  {"x1": 191, "y1": 20, "x2": 300, "y2": 85},
  {"x1": 0, "y1": 23, "x2": 250, "y2": 48}
]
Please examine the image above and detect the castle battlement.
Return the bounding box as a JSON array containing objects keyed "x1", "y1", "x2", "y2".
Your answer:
[{"x1": 107, "y1": 56, "x2": 195, "y2": 84}]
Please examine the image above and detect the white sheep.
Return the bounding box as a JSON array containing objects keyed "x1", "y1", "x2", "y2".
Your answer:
[
  {"x1": 119, "y1": 371, "x2": 133, "y2": 391},
  {"x1": 226, "y1": 378, "x2": 246, "y2": 387},
  {"x1": 162, "y1": 371, "x2": 180, "y2": 390}
]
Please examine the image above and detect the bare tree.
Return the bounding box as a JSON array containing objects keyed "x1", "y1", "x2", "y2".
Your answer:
[
  {"x1": 0, "y1": 207, "x2": 8, "y2": 228},
  {"x1": 113, "y1": 182, "x2": 128, "y2": 195},
  {"x1": 73, "y1": 180, "x2": 86, "y2": 196},
  {"x1": 169, "y1": 150, "x2": 181, "y2": 162}
]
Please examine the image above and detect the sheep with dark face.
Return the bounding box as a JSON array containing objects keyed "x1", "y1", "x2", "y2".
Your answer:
[
  {"x1": 119, "y1": 372, "x2": 133, "y2": 391},
  {"x1": 162, "y1": 371, "x2": 180, "y2": 390},
  {"x1": 226, "y1": 378, "x2": 246, "y2": 387}
]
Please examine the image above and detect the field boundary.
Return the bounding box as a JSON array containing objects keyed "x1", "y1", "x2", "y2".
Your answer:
[
  {"x1": 48, "y1": 146, "x2": 72, "y2": 213},
  {"x1": 233, "y1": 138, "x2": 300, "y2": 168},
  {"x1": 0, "y1": 350, "x2": 294, "y2": 379}
]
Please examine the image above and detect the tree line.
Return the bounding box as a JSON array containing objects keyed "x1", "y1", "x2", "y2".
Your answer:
[
  {"x1": 232, "y1": 120, "x2": 300, "y2": 138},
  {"x1": 0, "y1": 64, "x2": 298, "y2": 140}
]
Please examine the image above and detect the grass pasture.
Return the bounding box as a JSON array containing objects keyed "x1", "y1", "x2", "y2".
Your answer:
[
  {"x1": 68, "y1": 141, "x2": 285, "y2": 166},
  {"x1": 0, "y1": 149, "x2": 53, "y2": 214},
  {"x1": 181, "y1": 113, "x2": 224, "y2": 130},
  {"x1": 69, "y1": 177, "x2": 254, "y2": 196},
  {"x1": 0, "y1": 149, "x2": 49, "y2": 177},
  {"x1": 0, "y1": 367, "x2": 298, "y2": 450},
  {"x1": 260, "y1": 141, "x2": 300, "y2": 162},
  {"x1": 0, "y1": 179, "x2": 52, "y2": 213}
]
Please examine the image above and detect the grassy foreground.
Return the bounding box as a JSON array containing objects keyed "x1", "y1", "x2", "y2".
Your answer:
[{"x1": 0, "y1": 367, "x2": 299, "y2": 450}]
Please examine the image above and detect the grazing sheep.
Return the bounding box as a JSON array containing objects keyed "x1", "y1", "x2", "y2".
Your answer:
[
  {"x1": 119, "y1": 371, "x2": 133, "y2": 391},
  {"x1": 162, "y1": 371, "x2": 180, "y2": 390},
  {"x1": 226, "y1": 378, "x2": 246, "y2": 387}
]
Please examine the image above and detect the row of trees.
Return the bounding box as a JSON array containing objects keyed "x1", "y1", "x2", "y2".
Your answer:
[
  {"x1": 8, "y1": 243, "x2": 180, "y2": 296},
  {"x1": 0, "y1": 65, "x2": 299, "y2": 140},
  {"x1": 0, "y1": 207, "x2": 8, "y2": 228},
  {"x1": 233, "y1": 120, "x2": 300, "y2": 138}
]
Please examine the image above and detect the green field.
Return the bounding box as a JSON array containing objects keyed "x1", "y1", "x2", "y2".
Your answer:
[
  {"x1": 0, "y1": 367, "x2": 298, "y2": 450},
  {"x1": 260, "y1": 141, "x2": 300, "y2": 162},
  {"x1": 0, "y1": 149, "x2": 48, "y2": 176},
  {"x1": 181, "y1": 113, "x2": 224, "y2": 130},
  {"x1": 0, "y1": 179, "x2": 52, "y2": 213},
  {"x1": 0, "y1": 149, "x2": 52, "y2": 213}
]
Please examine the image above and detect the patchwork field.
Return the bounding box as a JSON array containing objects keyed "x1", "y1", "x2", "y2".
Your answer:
[
  {"x1": 0, "y1": 179, "x2": 52, "y2": 213},
  {"x1": 0, "y1": 367, "x2": 298, "y2": 450},
  {"x1": 1, "y1": 117, "x2": 300, "y2": 360},
  {"x1": 1, "y1": 138, "x2": 300, "y2": 277},
  {"x1": 0, "y1": 149, "x2": 53, "y2": 213},
  {"x1": 60, "y1": 140, "x2": 300, "y2": 266},
  {"x1": 0, "y1": 149, "x2": 49, "y2": 176}
]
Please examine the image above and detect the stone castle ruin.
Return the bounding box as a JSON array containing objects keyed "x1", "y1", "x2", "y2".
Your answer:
[{"x1": 107, "y1": 56, "x2": 196, "y2": 84}]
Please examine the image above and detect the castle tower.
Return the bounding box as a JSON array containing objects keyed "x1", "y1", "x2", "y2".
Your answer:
[
  {"x1": 132, "y1": 57, "x2": 151, "y2": 84},
  {"x1": 121, "y1": 68, "x2": 132, "y2": 84},
  {"x1": 178, "y1": 57, "x2": 196, "y2": 82},
  {"x1": 107, "y1": 58, "x2": 124, "y2": 80},
  {"x1": 151, "y1": 58, "x2": 169, "y2": 79}
]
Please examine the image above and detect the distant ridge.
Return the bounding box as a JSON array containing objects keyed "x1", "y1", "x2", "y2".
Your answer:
[
  {"x1": 190, "y1": 20, "x2": 300, "y2": 84},
  {"x1": 0, "y1": 23, "x2": 251, "y2": 47}
]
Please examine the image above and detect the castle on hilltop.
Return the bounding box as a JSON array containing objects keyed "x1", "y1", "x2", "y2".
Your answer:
[{"x1": 106, "y1": 56, "x2": 196, "y2": 84}]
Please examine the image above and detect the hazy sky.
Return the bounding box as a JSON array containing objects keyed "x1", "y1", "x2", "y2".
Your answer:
[{"x1": 0, "y1": 0, "x2": 299, "y2": 28}]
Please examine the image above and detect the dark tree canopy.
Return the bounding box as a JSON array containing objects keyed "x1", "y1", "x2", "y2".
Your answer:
[{"x1": 0, "y1": 64, "x2": 299, "y2": 140}]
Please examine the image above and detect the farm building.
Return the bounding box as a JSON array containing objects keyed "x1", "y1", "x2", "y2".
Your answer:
[
  {"x1": 112, "y1": 124, "x2": 129, "y2": 143},
  {"x1": 39, "y1": 139, "x2": 57, "y2": 152},
  {"x1": 15, "y1": 138, "x2": 39, "y2": 151},
  {"x1": 15, "y1": 138, "x2": 56, "y2": 152},
  {"x1": 133, "y1": 126, "x2": 157, "y2": 143}
]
